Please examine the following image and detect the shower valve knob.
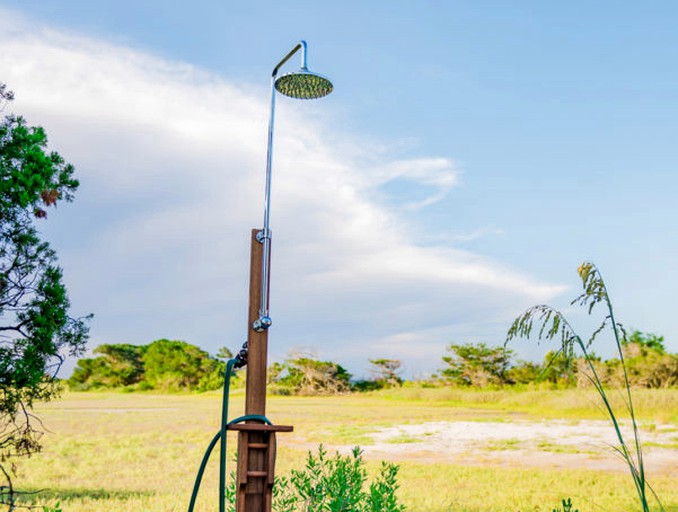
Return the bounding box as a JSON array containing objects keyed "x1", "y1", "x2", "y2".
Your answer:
[{"x1": 253, "y1": 316, "x2": 272, "y2": 332}]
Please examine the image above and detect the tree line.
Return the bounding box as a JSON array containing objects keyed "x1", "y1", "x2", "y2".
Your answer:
[
  {"x1": 68, "y1": 330, "x2": 677, "y2": 394},
  {"x1": 442, "y1": 331, "x2": 677, "y2": 389}
]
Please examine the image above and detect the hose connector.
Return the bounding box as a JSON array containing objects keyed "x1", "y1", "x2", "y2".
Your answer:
[{"x1": 233, "y1": 341, "x2": 248, "y2": 369}]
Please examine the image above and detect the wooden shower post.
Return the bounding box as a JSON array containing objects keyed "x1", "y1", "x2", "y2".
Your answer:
[
  {"x1": 246, "y1": 228, "x2": 268, "y2": 418},
  {"x1": 232, "y1": 229, "x2": 292, "y2": 512}
]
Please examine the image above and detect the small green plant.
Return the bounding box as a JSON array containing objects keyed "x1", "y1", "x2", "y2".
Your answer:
[
  {"x1": 43, "y1": 502, "x2": 62, "y2": 512},
  {"x1": 507, "y1": 262, "x2": 664, "y2": 512},
  {"x1": 225, "y1": 445, "x2": 405, "y2": 512},
  {"x1": 280, "y1": 445, "x2": 405, "y2": 512},
  {"x1": 552, "y1": 497, "x2": 578, "y2": 512}
]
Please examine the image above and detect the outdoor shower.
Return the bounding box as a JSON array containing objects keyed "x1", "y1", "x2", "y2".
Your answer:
[{"x1": 187, "y1": 40, "x2": 332, "y2": 512}]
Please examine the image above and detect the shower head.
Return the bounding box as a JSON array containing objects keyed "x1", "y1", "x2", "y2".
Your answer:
[{"x1": 274, "y1": 67, "x2": 333, "y2": 100}]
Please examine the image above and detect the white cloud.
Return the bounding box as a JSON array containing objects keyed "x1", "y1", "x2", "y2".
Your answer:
[{"x1": 0, "y1": 9, "x2": 565, "y2": 376}]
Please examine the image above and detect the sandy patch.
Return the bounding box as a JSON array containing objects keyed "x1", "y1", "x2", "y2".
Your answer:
[{"x1": 338, "y1": 420, "x2": 678, "y2": 474}]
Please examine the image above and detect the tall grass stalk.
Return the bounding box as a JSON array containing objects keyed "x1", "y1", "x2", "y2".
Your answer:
[{"x1": 507, "y1": 262, "x2": 664, "y2": 512}]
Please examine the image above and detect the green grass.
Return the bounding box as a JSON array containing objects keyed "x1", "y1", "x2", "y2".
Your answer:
[
  {"x1": 396, "y1": 463, "x2": 678, "y2": 512},
  {"x1": 385, "y1": 434, "x2": 422, "y2": 444},
  {"x1": 645, "y1": 440, "x2": 678, "y2": 450},
  {"x1": 13, "y1": 388, "x2": 678, "y2": 511},
  {"x1": 534, "y1": 441, "x2": 598, "y2": 455},
  {"x1": 483, "y1": 438, "x2": 523, "y2": 451}
]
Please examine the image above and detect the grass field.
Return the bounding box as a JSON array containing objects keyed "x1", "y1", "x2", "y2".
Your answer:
[{"x1": 16, "y1": 388, "x2": 678, "y2": 511}]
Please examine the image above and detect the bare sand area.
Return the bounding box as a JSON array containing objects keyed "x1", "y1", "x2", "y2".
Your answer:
[{"x1": 338, "y1": 420, "x2": 678, "y2": 474}]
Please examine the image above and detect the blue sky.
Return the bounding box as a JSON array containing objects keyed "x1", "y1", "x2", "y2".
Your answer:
[{"x1": 1, "y1": 1, "x2": 676, "y2": 377}]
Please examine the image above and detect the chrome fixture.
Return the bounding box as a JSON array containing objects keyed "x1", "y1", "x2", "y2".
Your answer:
[{"x1": 253, "y1": 40, "x2": 333, "y2": 333}]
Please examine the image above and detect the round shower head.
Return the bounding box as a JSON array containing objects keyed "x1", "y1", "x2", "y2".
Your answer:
[{"x1": 275, "y1": 68, "x2": 333, "y2": 100}]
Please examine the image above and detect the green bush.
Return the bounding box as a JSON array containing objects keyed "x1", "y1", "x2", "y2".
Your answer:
[
  {"x1": 281, "y1": 446, "x2": 405, "y2": 512},
  {"x1": 225, "y1": 446, "x2": 406, "y2": 512}
]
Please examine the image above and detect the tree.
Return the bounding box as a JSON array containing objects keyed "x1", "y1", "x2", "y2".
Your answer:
[
  {"x1": 0, "y1": 83, "x2": 89, "y2": 506},
  {"x1": 368, "y1": 358, "x2": 403, "y2": 388},
  {"x1": 69, "y1": 344, "x2": 145, "y2": 389},
  {"x1": 441, "y1": 342, "x2": 513, "y2": 386},
  {"x1": 141, "y1": 339, "x2": 223, "y2": 391},
  {"x1": 215, "y1": 346, "x2": 234, "y2": 361},
  {"x1": 622, "y1": 330, "x2": 666, "y2": 354},
  {"x1": 619, "y1": 331, "x2": 677, "y2": 388},
  {"x1": 506, "y1": 359, "x2": 543, "y2": 385},
  {"x1": 68, "y1": 340, "x2": 229, "y2": 392},
  {"x1": 270, "y1": 353, "x2": 351, "y2": 395},
  {"x1": 540, "y1": 349, "x2": 577, "y2": 386}
]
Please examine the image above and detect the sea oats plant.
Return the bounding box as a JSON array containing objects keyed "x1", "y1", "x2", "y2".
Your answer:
[
  {"x1": 507, "y1": 262, "x2": 664, "y2": 512},
  {"x1": 552, "y1": 497, "x2": 578, "y2": 512}
]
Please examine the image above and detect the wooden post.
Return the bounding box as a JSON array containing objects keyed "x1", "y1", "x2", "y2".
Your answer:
[
  {"x1": 234, "y1": 229, "x2": 292, "y2": 512},
  {"x1": 245, "y1": 228, "x2": 268, "y2": 418}
]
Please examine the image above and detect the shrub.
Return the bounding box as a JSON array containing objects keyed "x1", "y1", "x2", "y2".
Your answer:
[
  {"x1": 280, "y1": 446, "x2": 405, "y2": 512},
  {"x1": 224, "y1": 446, "x2": 406, "y2": 512}
]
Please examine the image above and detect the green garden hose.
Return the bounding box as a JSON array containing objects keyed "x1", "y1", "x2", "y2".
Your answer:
[{"x1": 187, "y1": 350, "x2": 271, "y2": 512}]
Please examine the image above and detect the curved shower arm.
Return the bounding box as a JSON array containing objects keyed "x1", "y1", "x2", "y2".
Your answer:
[{"x1": 271, "y1": 40, "x2": 308, "y2": 78}]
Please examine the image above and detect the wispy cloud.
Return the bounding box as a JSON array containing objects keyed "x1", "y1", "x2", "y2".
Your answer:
[
  {"x1": 450, "y1": 227, "x2": 506, "y2": 243},
  {"x1": 0, "y1": 9, "x2": 565, "y2": 375},
  {"x1": 368, "y1": 157, "x2": 460, "y2": 210}
]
